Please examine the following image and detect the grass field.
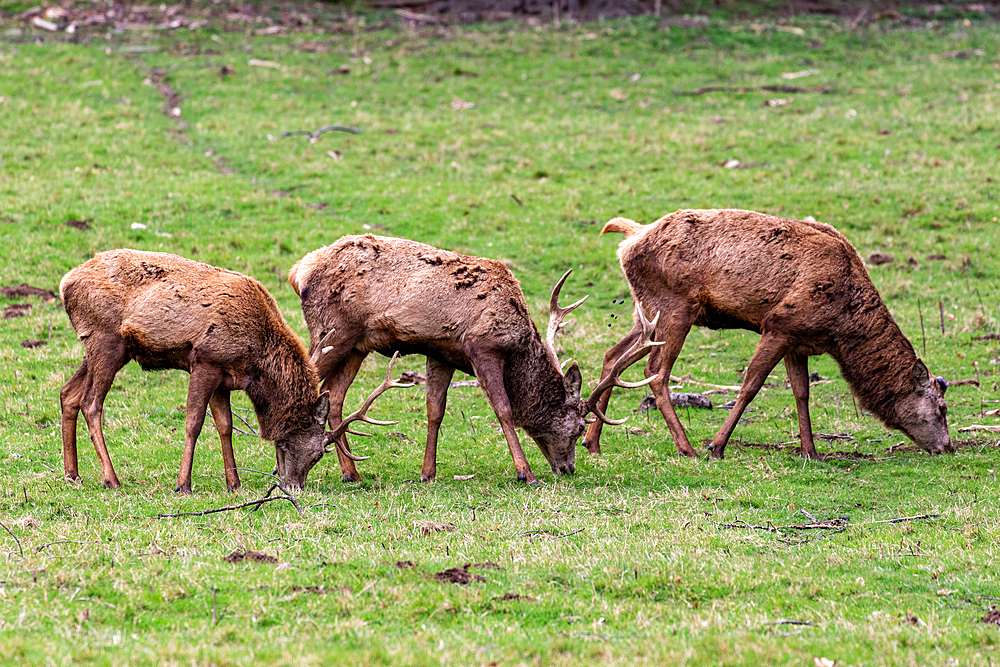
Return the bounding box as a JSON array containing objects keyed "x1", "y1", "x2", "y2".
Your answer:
[{"x1": 1, "y1": 4, "x2": 999, "y2": 664}]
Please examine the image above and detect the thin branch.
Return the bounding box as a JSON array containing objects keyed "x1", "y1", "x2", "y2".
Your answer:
[
  {"x1": 0, "y1": 519, "x2": 23, "y2": 559},
  {"x1": 674, "y1": 84, "x2": 836, "y2": 96},
  {"x1": 283, "y1": 125, "x2": 361, "y2": 140},
  {"x1": 155, "y1": 495, "x2": 290, "y2": 518}
]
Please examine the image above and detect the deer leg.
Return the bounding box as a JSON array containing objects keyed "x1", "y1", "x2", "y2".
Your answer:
[
  {"x1": 322, "y1": 349, "x2": 368, "y2": 483},
  {"x1": 784, "y1": 352, "x2": 820, "y2": 459},
  {"x1": 645, "y1": 325, "x2": 699, "y2": 457},
  {"x1": 422, "y1": 357, "x2": 455, "y2": 482},
  {"x1": 582, "y1": 327, "x2": 643, "y2": 455},
  {"x1": 709, "y1": 332, "x2": 790, "y2": 460},
  {"x1": 78, "y1": 341, "x2": 129, "y2": 489},
  {"x1": 176, "y1": 364, "x2": 224, "y2": 494},
  {"x1": 471, "y1": 353, "x2": 537, "y2": 484},
  {"x1": 208, "y1": 387, "x2": 239, "y2": 491},
  {"x1": 60, "y1": 361, "x2": 89, "y2": 482}
]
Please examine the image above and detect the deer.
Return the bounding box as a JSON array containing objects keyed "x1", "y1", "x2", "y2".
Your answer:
[
  {"x1": 59, "y1": 249, "x2": 409, "y2": 493},
  {"x1": 583, "y1": 209, "x2": 953, "y2": 460},
  {"x1": 287, "y1": 234, "x2": 661, "y2": 484}
]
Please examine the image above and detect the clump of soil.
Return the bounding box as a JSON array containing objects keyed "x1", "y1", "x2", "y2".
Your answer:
[
  {"x1": 223, "y1": 549, "x2": 277, "y2": 564},
  {"x1": 417, "y1": 520, "x2": 455, "y2": 536},
  {"x1": 498, "y1": 592, "x2": 534, "y2": 601},
  {"x1": 393, "y1": 560, "x2": 415, "y2": 569},
  {"x1": 65, "y1": 218, "x2": 93, "y2": 230},
  {"x1": 866, "y1": 252, "x2": 895, "y2": 265},
  {"x1": 434, "y1": 564, "x2": 486, "y2": 585},
  {"x1": 982, "y1": 608, "x2": 1000, "y2": 625},
  {"x1": 1, "y1": 284, "x2": 58, "y2": 300},
  {"x1": 21, "y1": 340, "x2": 46, "y2": 348},
  {"x1": 3, "y1": 304, "x2": 31, "y2": 319}
]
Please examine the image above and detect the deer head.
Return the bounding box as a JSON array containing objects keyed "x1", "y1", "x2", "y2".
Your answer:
[
  {"x1": 528, "y1": 272, "x2": 661, "y2": 475},
  {"x1": 891, "y1": 359, "x2": 953, "y2": 454}
]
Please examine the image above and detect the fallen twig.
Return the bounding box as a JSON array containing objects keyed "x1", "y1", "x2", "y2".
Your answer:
[
  {"x1": 947, "y1": 379, "x2": 980, "y2": 387},
  {"x1": 523, "y1": 528, "x2": 585, "y2": 539},
  {"x1": 675, "y1": 84, "x2": 835, "y2": 96},
  {"x1": 283, "y1": 125, "x2": 361, "y2": 141},
  {"x1": 668, "y1": 374, "x2": 743, "y2": 392},
  {"x1": 0, "y1": 519, "x2": 23, "y2": 560},
  {"x1": 156, "y1": 468, "x2": 304, "y2": 518},
  {"x1": 959, "y1": 425, "x2": 1000, "y2": 433}
]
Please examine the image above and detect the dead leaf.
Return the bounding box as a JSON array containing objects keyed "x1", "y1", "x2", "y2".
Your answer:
[
  {"x1": 609, "y1": 89, "x2": 629, "y2": 101},
  {"x1": 450, "y1": 99, "x2": 475, "y2": 110},
  {"x1": 723, "y1": 158, "x2": 741, "y2": 169},
  {"x1": 764, "y1": 98, "x2": 790, "y2": 107},
  {"x1": 248, "y1": 59, "x2": 280, "y2": 69},
  {"x1": 32, "y1": 17, "x2": 59, "y2": 31},
  {"x1": 781, "y1": 68, "x2": 818, "y2": 79},
  {"x1": 416, "y1": 521, "x2": 455, "y2": 536},
  {"x1": 453, "y1": 474, "x2": 475, "y2": 481}
]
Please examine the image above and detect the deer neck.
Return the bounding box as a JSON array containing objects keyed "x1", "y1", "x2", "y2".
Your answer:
[
  {"x1": 505, "y1": 334, "x2": 568, "y2": 429},
  {"x1": 829, "y1": 307, "x2": 917, "y2": 429},
  {"x1": 244, "y1": 341, "x2": 319, "y2": 442}
]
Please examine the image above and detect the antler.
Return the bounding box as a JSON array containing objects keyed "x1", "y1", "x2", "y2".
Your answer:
[
  {"x1": 545, "y1": 269, "x2": 589, "y2": 354},
  {"x1": 325, "y1": 351, "x2": 415, "y2": 460},
  {"x1": 584, "y1": 304, "x2": 663, "y2": 425},
  {"x1": 309, "y1": 329, "x2": 339, "y2": 367}
]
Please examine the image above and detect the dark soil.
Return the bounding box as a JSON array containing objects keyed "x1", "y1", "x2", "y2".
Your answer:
[
  {"x1": 3, "y1": 304, "x2": 31, "y2": 319},
  {"x1": 981, "y1": 608, "x2": 1000, "y2": 625},
  {"x1": 223, "y1": 549, "x2": 278, "y2": 564},
  {"x1": 433, "y1": 563, "x2": 500, "y2": 584},
  {"x1": 65, "y1": 218, "x2": 93, "y2": 231},
  {"x1": 1, "y1": 284, "x2": 58, "y2": 300}
]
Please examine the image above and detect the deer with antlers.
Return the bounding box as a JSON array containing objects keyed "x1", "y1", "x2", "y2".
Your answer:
[
  {"x1": 59, "y1": 249, "x2": 408, "y2": 493},
  {"x1": 288, "y1": 235, "x2": 659, "y2": 484},
  {"x1": 584, "y1": 209, "x2": 953, "y2": 460}
]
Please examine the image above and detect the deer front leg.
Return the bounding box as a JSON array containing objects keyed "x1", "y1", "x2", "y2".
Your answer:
[
  {"x1": 784, "y1": 352, "x2": 820, "y2": 459},
  {"x1": 645, "y1": 339, "x2": 698, "y2": 458},
  {"x1": 60, "y1": 361, "x2": 89, "y2": 482},
  {"x1": 710, "y1": 332, "x2": 789, "y2": 459},
  {"x1": 422, "y1": 358, "x2": 455, "y2": 482},
  {"x1": 177, "y1": 364, "x2": 224, "y2": 494},
  {"x1": 472, "y1": 353, "x2": 537, "y2": 484},
  {"x1": 208, "y1": 387, "x2": 240, "y2": 491}
]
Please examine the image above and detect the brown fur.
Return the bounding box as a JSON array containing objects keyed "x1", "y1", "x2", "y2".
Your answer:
[
  {"x1": 289, "y1": 234, "x2": 587, "y2": 484},
  {"x1": 59, "y1": 249, "x2": 331, "y2": 492},
  {"x1": 585, "y1": 209, "x2": 953, "y2": 459}
]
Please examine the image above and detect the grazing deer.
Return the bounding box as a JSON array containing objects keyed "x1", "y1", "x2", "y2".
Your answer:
[
  {"x1": 59, "y1": 249, "x2": 406, "y2": 493},
  {"x1": 584, "y1": 209, "x2": 953, "y2": 459},
  {"x1": 288, "y1": 234, "x2": 659, "y2": 484}
]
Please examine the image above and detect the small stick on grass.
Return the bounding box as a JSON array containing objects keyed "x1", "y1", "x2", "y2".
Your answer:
[
  {"x1": 0, "y1": 519, "x2": 23, "y2": 560},
  {"x1": 917, "y1": 298, "x2": 927, "y2": 357},
  {"x1": 938, "y1": 301, "x2": 946, "y2": 335},
  {"x1": 156, "y1": 468, "x2": 304, "y2": 518}
]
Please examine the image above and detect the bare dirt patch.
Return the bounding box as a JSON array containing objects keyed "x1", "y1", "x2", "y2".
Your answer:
[
  {"x1": 433, "y1": 562, "x2": 499, "y2": 584},
  {"x1": 1, "y1": 284, "x2": 58, "y2": 300},
  {"x1": 981, "y1": 608, "x2": 1000, "y2": 626},
  {"x1": 223, "y1": 549, "x2": 278, "y2": 564},
  {"x1": 3, "y1": 304, "x2": 31, "y2": 319}
]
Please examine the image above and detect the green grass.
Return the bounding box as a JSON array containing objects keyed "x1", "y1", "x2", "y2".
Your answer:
[{"x1": 1, "y1": 8, "x2": 999, "y2": 665}]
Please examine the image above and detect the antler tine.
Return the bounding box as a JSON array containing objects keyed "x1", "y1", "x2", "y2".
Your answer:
[
  {"x1": 545, "y1": 269, "x2": 589, "y2": 352},
  {"x1": 309, "y1": 329, "x2": 339, "y2": 367},
  {"x1": 325, "y1": 352, "x2": 415, "y2": 458},
  {"x1": 584, "y1": 303, "x2": 664, "y2": 425}
]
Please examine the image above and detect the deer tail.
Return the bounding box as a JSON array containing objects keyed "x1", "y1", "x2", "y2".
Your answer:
[{"x1": 600, "y1": 217, "x2": 644, "y2": 237}]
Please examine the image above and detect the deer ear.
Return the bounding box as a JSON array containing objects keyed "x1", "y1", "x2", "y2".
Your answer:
[
  {"x1": 563, "y1": 361, "x2": 582, "y2": 402},
  {"x1": 911, "y1": 359, "x2": 932, "y2": 388},
  {"x1": 314, "y1": 392, "x2": 330, "y2": 425}
]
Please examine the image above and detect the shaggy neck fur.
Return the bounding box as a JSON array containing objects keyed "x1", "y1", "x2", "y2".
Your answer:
[{"x1": 244, "y1": 323, "x2": 320, "y2": 442}]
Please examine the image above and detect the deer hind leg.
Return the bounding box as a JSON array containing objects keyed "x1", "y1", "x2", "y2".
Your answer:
[
  {"x1": 208, "y1": 387, "x2": 239, "y2": 491},
  {"x1": 710, "y1": 331, "x2": 790, "y2": 460},
  {"x1": 322, "y1": 349, "x2": 368, "y2": 483},
  {"x1": 60, "y1": 361, "x2": 90, "y2": 482},
  {"x1": 582, "y1": 327, "x2": 643, "y2": 455},
  {"x1": 784, "y1": 352, "x2": 820, "y2": 459},
  {"x1": 421, "y1": 357, "x2": 455, "y2": 482},
  {"x1": 471, "y1": 352, "x2": 537, "y2": 484},
  {"x1": 176, "y1": 362, "x2": 225, "y2": 494},
  {"x1": 77, "y1": 339, "x2": 129, "y2": 489}
]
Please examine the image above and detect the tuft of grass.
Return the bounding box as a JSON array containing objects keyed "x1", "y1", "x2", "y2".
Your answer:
[{"x1": 1, "y1": 10, "x2": 999, "y2": 665}]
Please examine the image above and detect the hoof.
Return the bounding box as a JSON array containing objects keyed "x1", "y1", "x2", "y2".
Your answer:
[
  {"x1": 342, "y1": 474, "x2": 361, "y2": 483},
  {"x1": 420, "y1": 474, "x2": 435, "y2": 482},
  {"x1": 173, "y1": 485, "x2": 192, "y2": 495}
]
